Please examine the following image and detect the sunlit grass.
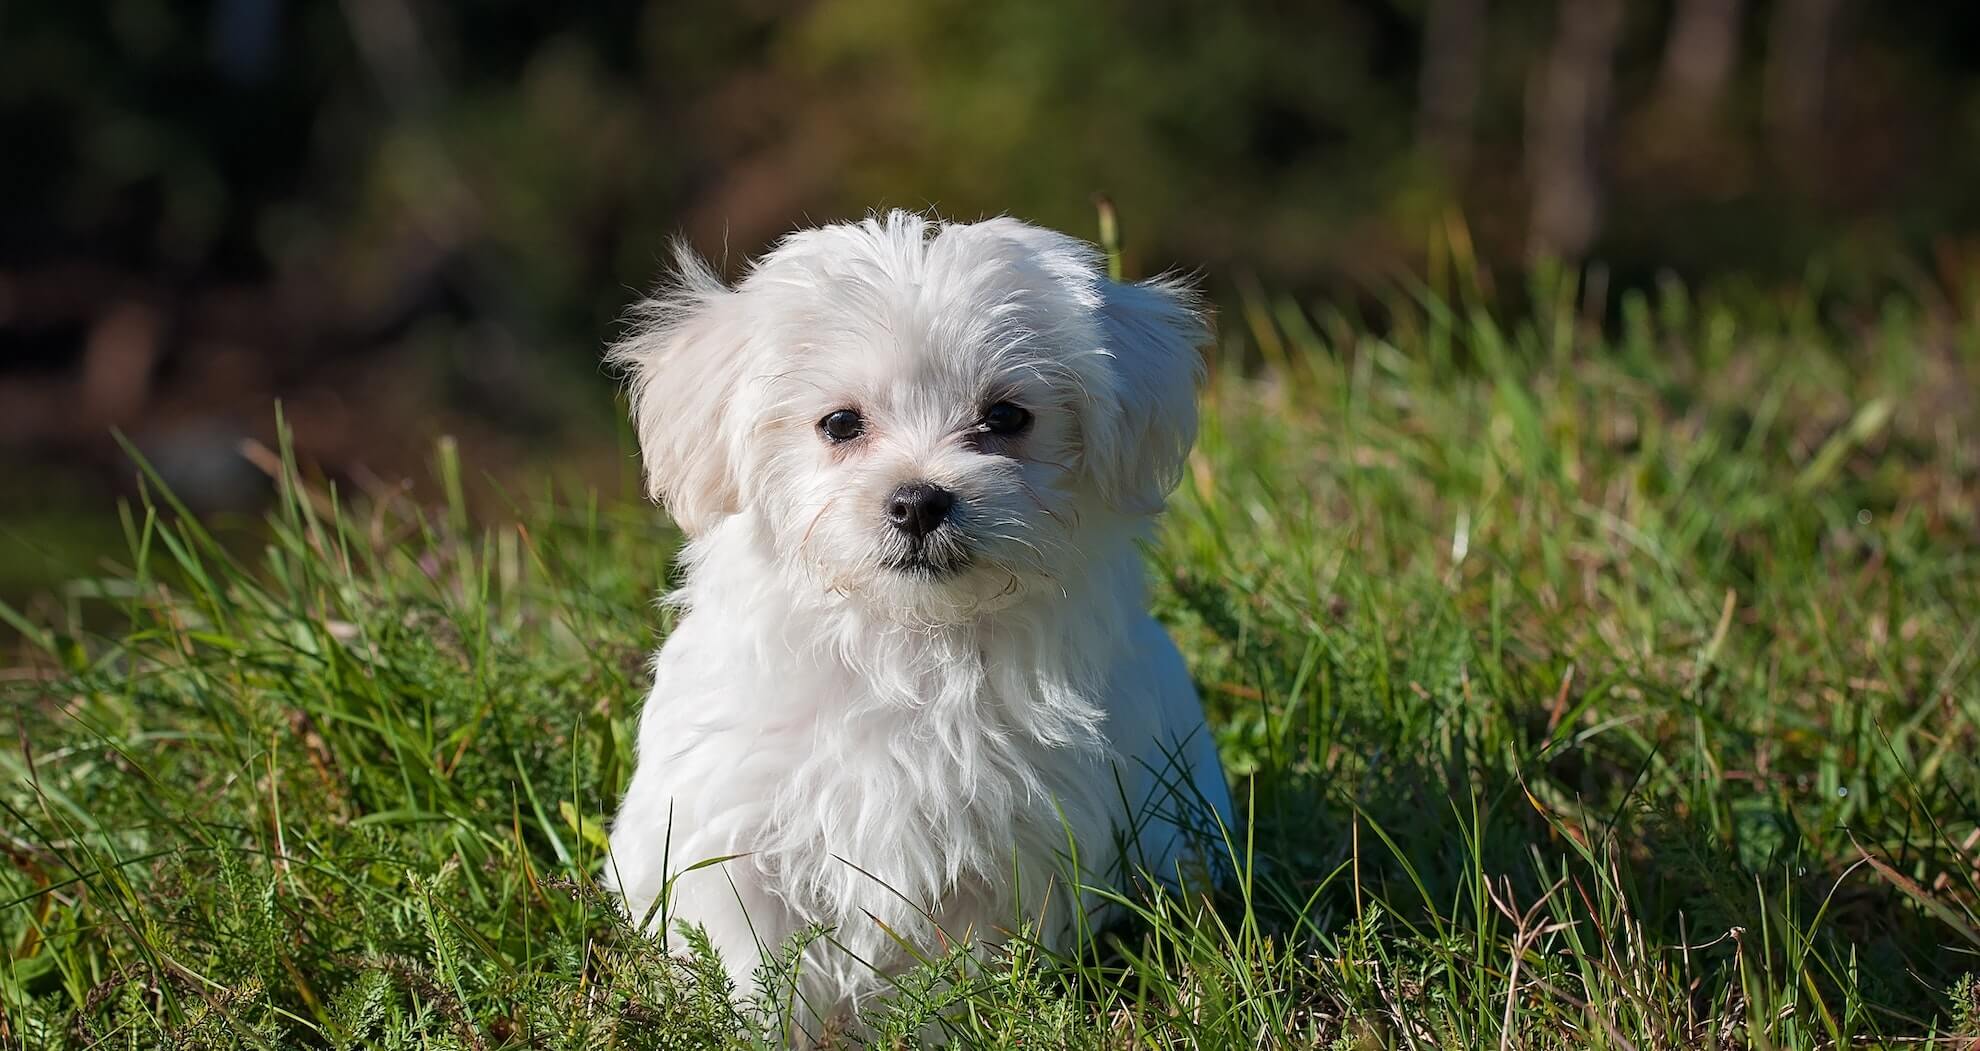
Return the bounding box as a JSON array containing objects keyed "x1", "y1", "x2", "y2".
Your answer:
[{"x1": 4, "y1": 269, "x2": 1978, "y2": 1048}]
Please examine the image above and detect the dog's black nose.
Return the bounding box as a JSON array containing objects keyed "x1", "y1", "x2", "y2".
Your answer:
[{"x1": 886, "y1": 482, "x2": 954, "y2": 539}]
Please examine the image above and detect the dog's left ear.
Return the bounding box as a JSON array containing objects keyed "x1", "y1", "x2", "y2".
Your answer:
[
  {"x1": 1083, "y1": 275, "x2": 1209, "y2": 516},
  {"x1": 942, "y1": 215, "x2": 1209, "y2": 517}
]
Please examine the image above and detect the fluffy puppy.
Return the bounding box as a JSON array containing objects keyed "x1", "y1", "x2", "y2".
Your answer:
[{"x1": 605, "y1": 211, "x2": 1231, "y2": 1037}]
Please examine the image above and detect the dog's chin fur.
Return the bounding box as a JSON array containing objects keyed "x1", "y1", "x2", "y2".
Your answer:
[{"x1": 603, "y1": 211, "x2": 1233, "y2": 1041}]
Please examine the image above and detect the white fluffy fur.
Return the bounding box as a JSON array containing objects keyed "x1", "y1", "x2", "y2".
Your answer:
[{"x1": 604, "y1": 211, "x2": 1232, "y2": 1039}]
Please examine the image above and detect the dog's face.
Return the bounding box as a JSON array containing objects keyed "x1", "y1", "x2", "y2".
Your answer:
[{"x1": 611, "y1": 213, "x2": 1206, "y2": 622}]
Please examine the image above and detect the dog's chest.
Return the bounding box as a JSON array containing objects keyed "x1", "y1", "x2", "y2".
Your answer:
[{"x1": 755, "y1": 654, "x2": 1115, "y2": 919}]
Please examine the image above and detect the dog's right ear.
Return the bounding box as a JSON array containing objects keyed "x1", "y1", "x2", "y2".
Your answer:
[{"x1": 608, "y1": 245, "x2": 753, "y2": 535}]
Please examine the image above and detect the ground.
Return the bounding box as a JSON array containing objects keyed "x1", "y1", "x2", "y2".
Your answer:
[{"x1": 4, "y1": 268, "x2": 1979, "y2": 1048}]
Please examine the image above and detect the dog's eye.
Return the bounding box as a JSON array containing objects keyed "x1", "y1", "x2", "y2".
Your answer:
[
  {"x1": 980, "y1": 401, "x2": 1032, "y2": 436},
  {"x1": 820, "y1": 409, "x2": 865, "y2": 443}
]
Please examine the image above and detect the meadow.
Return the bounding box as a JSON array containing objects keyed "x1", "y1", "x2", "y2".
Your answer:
[{"x1": 4, "y1": 263, "x2": 1978, "y2": 1048}]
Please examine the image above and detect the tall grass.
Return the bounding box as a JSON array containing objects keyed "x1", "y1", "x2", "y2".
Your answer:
[{"x1": 3, "y1": 268, "x2": 1978, "y2": 1047}]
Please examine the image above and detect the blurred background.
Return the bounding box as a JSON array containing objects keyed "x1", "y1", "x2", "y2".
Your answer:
[{"x1": 4, "y1": 0, "x2": 1980, "y2": 596}]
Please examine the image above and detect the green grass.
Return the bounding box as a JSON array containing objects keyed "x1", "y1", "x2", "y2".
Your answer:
[{"x1": 5, "y1": 269, "x2": 1980, "y2": 1048}]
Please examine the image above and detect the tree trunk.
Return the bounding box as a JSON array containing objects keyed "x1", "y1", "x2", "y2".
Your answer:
[
  {"x1": 1418, "y1": 0, "x2": 1489, "y2": 175},
  {"x1": 1525, "y1": 0, "x2": 1625, "y2": 262},
  {"x1": 1765, "y1": 0, "x2": 1844, "y2": 186},
  {"x1": 1655, "y1": 0, "x2": 1743, "y2": 124}
]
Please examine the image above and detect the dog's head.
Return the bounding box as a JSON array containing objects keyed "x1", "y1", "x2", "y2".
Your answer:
[{"x1": 610, "y1": 211, "x2": 1206, "y2": 621}]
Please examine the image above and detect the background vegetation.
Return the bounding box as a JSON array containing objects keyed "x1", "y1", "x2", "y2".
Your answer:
[
  {"x1": 4, "y1": 0, "x2": 1980, "y2": 545},
  {"x1": 4, "y1": 1, "x2": 1980, "y2": 1046}
]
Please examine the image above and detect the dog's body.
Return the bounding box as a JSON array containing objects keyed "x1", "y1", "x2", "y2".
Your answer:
[{"x1": 605, "y1": 212, "x2": 1230, "y2": 1032}]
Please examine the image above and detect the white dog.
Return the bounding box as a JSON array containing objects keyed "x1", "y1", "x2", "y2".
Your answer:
[{"x1": 604, "y1": 211, "x2": 1231, "y2": 1038}]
